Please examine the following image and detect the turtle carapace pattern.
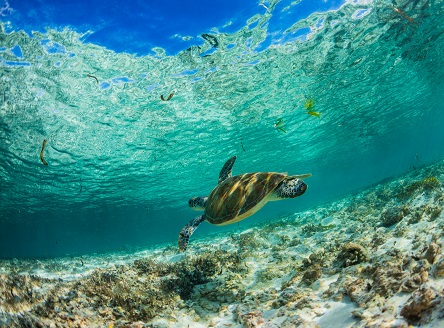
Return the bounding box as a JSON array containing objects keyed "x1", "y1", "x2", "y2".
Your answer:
[{"x1": 179, "y1": 156, "x2": 311, "y2": 252}]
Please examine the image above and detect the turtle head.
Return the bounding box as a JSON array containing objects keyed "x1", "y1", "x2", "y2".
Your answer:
[
  {"x1": 275, "y1": 176, "x2": 309, "y2": 199},
  {"x1": 293, "y1": 179, "x2": 308, "y2": 197},
  {"x1": 287, "y1": 178, "x2": 308, "y2": 197},
  {"x1": 188, "y1": 196, "x2": 208, "y2": 211}
]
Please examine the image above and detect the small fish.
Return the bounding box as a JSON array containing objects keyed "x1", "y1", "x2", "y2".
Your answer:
[
  {"x1": 161, "y1": 92, "x2": 174, "y2": 101},
  {"x1": 40, "y1": 139, "x2": 48, "y2": 166},
  {"x1": 304, "y1": 98, "x2": 315, "y2": 111},
  {"x1": 307, "y1": 111, "x2": 321, "y2": 118}
]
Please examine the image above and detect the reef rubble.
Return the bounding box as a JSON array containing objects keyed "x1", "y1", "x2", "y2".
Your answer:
[{"x1": 1, "y1": 162, "x2": 444, "y2": 328}]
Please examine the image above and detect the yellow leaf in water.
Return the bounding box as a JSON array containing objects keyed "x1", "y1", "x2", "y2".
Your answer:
[
  {"x1": 304, "y1": 98, "x2": 315, "y2": 110},
  {"x1": 274, "y1": 118, "x2": 285, "y2": 128},
  {"x1": 307, "y1": 111, "x2": 321, "y2": 118}
]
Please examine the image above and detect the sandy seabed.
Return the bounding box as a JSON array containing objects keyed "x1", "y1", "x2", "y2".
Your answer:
[{"x1": 1, "y1": 161, "x2": 444, "y2": 328}]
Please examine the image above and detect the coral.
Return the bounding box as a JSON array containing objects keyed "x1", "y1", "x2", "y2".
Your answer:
[
  {"x1": 336, "y1": 243, "x2": 369, "y2": 268},
  {"x1": 133, "y1": 258, "x2": 171, "y2": 276},
  {"x1": 425, "y1": 205, "x2": 442, "y2": 220},
  {"x1": 237, "y1": 309, "x2": 264, "y2": 327},
  {"x1": 301, "y1": 223, "x2": 327, "y2": 236},
  {"x1": 401, "y1": 273, "x2": 423, "y2": 292},
  {"x1": 411, "y1": 259, "x2": 431, "y2": 275},
  {"x1": 163, "y1": 253, "x2": 223, "y2": 300},
  {"x1": 396, "y1": 176, "x2": 441, "y2": 200},
  {"x1": 303, "y1": 250, "x2": 326, "y2": 268},
  {"x1": 272, "y1": 287, "x2": 299, "y2": 308},
  {"x1": 194, "y1": 274, "x2": 246, "y2": 305},
  {"x1": 422, "y1": 176, "x2": 441, "y2": 190},
  {"x1": 300, "y1": 265, "x2": 322, "y2": 286},
  {"x1": 288, "y1": 237, "x2": 302, "y2": 247},
  {"x1": 380, "y1": 206, "x2": 405, "y2": 227},
  {"x1": 431, "y1": 257, "x2": 444, "y2": 278},
  {"x1": 235, "y1": 230, "x2": 266, "y2": 250},
  {"x1": 422, "y1": 242, "x2": 441, "y2": 264},
  {"x1": 256, "y1": 266, "x2": 282, "y2": 282},
  {"x1": 0, "y1": 273, "x2": 54, "y2": 314},
  {"x1": 371, "y1": 232, "x2": 387, "y2": 248},
  {"x1": 272, "y1": 287, "x2": 313, "y2": 311},
  {"x1": 343, "y1": 276, "x2": 370, "y2": 304},
  {"x1": 281, "y1": 315, "x2": 320, "y2": 328},
  {"x1": 400, "y1": 285, "x2": 438, "y2": 321},
  {"x1": 81, "y1": 267, "x2": 176, "y2": 321},
  {"x1": 405, "y1": 206, "x2": 425, "y2": 225},
  {"x1": 393, "y1": 223, "x2": 408, "y2": 237},
  {"x1": 0, "y1": 312, "x2": 43, "y2": 328},
  {"x1": 277, "y1": 234, "x2": 291, "y2": 245},
  {"x1": 371, "y1": 264, "x2": 407, "y2": 297}
]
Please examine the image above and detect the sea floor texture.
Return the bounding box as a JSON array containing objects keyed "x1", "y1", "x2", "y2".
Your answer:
[{"x1": 1, "y1": 161, "x2": 444, "y2": 327}]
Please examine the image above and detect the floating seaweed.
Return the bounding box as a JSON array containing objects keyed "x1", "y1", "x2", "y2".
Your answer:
[
  {"x1": 160, "y1": 92, "x2": 174, "y2": 101},
  {"x1": 86, "y1": 74, "x2": 99, "y2": 83},
  {"x1": 303, "y1": 97, "x2": 321, "y2": 118},
  {"x1": 274, "y1": 118, "x2": 287, "y2": 133},
  {"x1": 393, "y1": 6, "x2": 416, "y2": 24},
  {"x1": 306, "y1": 110, "x2": 321, "y2": 118},
  {"x1": 39, "y1": 139, "x2": 48, "y2": 166},
  {"x1": 304, "y1": 98, "x2": 315, "y2": 111}
]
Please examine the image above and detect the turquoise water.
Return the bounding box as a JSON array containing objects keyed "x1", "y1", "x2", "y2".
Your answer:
[{"x1": 1, "y1": 0, "x2": 443, "y2": 258}]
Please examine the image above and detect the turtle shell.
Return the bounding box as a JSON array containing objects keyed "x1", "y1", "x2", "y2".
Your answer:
[{"x1": 205, "y1": 172, "x2": 287, "y2": 225}]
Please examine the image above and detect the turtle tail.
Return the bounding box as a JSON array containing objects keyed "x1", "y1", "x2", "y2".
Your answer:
[{"x1": 178, "y1": 215, "x2": 206, "y2": 252}]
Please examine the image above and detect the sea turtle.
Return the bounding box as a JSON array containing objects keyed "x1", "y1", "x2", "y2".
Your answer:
[{"x1": 178, "y1": 156, "x2": 311, "y2": 252}]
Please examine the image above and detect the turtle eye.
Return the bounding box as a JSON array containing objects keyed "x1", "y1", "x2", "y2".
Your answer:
[{"x1": 297, "y1": 181, "x2": 307, "y2": 195}]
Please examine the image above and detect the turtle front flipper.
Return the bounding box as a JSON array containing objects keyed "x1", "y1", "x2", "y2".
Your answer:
[
  {"x1": 178, "y1": 215, "x2": 206, "y2": 252},
  {"x1": 218, "y1": 155, "x2": 237, "y2": 184},
  {"x1": 287, "y1": 173, "x2": 312, "y2": 179}
]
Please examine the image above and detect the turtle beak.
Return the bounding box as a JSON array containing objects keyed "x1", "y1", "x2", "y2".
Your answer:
[{"x1": 296, "y1": 180, "x2": 307, "y2": 196}]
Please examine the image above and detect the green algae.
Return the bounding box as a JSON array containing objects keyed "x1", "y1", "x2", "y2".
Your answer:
[{"x1": 396, "y1": 176, "x2": 441, "y2": 200}]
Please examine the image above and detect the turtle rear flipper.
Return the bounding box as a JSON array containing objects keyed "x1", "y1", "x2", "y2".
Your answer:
[
  {"x1": 218, "y1": 155, "x2": 237, "y2": 184},
  {"x1": 178, "y1": 215, "x2": 206, "y2": 252}
]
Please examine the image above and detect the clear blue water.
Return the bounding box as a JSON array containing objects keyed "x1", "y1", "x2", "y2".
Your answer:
[{"x1": 0, "y1": 0, "x2": 443, "y2": 258}]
